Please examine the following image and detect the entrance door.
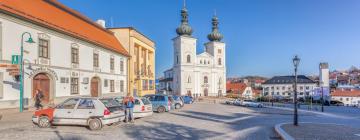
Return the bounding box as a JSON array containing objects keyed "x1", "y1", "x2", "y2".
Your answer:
[
  {"x1": 33, "y1": 73, "x2": 50, "y2": 104},
  {"x1": 91, "y1": 77, "x2": 100, "y2": 97},
  {"x1": 204, "y1": 88, "x2": 208, "y2": 96},
  {"x1": 187, "y1": 90, "x2": 192, "y2": 97}
]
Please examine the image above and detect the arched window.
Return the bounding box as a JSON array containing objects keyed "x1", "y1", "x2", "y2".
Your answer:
[
  {"x1": 187, "y1": 55, "x2": 191, "y2": 63},
  {"x1": 200, "y1": 60, "x2": 202, "y2": 64},
  {"x1": 187, "y1": 76, "x2": 191, "y2": 83},
  {"x1": 204, "y1": 76, "x2": 208, "y2": 83},
  {"x1": 218, "y1": 77, "x2": 222, "y2": 85},
  {"x1": 218, "y1": 58, "x2": 222, "y2": 65},
  {"x1": 176, "y1": 55, "x2": 179, "y2": 64}
]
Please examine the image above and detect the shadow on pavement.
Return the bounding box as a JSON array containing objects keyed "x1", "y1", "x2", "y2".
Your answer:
[{"x1": 123, "y1": 121, "x2": 223, "y2": 140}]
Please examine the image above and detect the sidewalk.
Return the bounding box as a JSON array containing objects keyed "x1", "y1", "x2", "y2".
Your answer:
[{"x1": 275, "y1": 123, "x2": 360, "y2": 140}]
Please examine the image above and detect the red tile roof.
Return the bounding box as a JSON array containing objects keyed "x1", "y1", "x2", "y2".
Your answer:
[
  {"x1": 226, "y1": 83, "x2": 247, "y2": 94},
  {"x1": 0, "y1": 0, "x2": 129, "y2": 56},
  {"x1": 332, "y1": 89, "x2": 360, "y2": 97}
]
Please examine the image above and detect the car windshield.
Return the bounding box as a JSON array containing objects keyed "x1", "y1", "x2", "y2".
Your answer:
[
  {"x1": 100, "y1": 98, "x2": 122, "y2": 107},
  {"x1": 141, "y1": 98, "x2": 151, "y2": 105}
]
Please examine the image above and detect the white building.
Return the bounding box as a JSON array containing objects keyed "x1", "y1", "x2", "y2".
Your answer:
[
  {"x1": 331, "y1": 89, "x2": 360, "y2": 106},
  {"x1": 158, "y1": 68, "x2": 174, "y2": 95},
  {"x1": 319, "y1": 62, "x2": 330, "y2": 87},
  {"x1": 0, "y1": 1, "x2": 129, "y2": 108},
  {"x1": 163, "y1": 6, "x2": 226, "y2": 97},
  {"x1": 262, "y1": 75, "x2": 317, "y2": 99}
]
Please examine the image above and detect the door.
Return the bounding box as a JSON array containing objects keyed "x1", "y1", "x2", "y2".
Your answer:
[
  {"x1": 91, "y1": 77, "x2": 100, "y2": 97},
  {"x1": 53, "y1": 98, "x2": 79, "y2": 125},
  {"x1": 33, "y1": 73, "x2": 50, "y2": 103},
  {"x1": 204, "y1": 88, "x2": 208, "y2": 96},
  {"x1": 72, "y1": 99, "x2": 95, "y2": 125},
  {"x1": 187, "y1": 90, "x2": 192, "y2": 97}
]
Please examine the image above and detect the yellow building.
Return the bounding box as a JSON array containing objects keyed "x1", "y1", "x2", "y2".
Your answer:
[{"x1": 110, "y1": 27, "x2": 155, "y2": 96}]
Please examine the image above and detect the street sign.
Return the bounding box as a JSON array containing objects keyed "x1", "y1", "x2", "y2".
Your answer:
[{"x1": 11, "y1": 55, "x2": 20, "y2": 64}]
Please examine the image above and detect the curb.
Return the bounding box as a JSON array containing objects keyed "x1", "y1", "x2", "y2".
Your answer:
[{"x1": 274, "y1": 123, "x2": 295, "y2": 140}]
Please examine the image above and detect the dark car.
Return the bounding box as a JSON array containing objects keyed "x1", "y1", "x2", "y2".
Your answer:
[{"x1": 330, "y1": 100, "x2": 344, "y2": 106}]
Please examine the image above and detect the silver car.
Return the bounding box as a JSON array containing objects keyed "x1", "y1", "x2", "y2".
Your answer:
[
  {"x1": 241, "y1": 100, "x2": 264, "y2": 108},
  {"x1": 32, "y1": 97, "x2": 125, "y2": 130}
]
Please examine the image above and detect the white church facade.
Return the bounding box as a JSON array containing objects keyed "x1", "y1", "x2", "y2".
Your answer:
[{"x1": 160, "y1": 6, "x2": 226, "y2": 97}]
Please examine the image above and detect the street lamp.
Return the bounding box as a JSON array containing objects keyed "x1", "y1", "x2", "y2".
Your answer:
[
  {"x1": 320, "y1": 81, "x2": 324, "y2": 112},
  {"x1": 19, "y1": 32, "x2": 35, "y2": 112},
  {"x1": 292, "y1": 55, "x2": 300, "y2": 126}
]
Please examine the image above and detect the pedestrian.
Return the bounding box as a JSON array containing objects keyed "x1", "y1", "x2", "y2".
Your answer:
[
  {"x1": 34, "y1": 89, "x2": 44, "y2": 110},
  {"x1": 123, "y1": 95, "x2": 135, "y2": 123}
]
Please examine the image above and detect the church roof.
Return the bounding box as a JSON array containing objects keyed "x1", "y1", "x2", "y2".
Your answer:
[{"x1": 0, "y1": 0, "x2": 129, "y2": 57}]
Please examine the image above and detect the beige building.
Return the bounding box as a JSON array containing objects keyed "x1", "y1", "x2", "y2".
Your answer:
[{"x1": 110, "y1": 27, "x2": 155, "y2": 96}]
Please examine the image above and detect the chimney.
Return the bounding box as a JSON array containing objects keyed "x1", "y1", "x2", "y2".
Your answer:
[{"x1": 96, "y1": 19, "x2": 106, "y2": 28}]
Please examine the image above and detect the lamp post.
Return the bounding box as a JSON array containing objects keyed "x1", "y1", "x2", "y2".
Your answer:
[
  {"x1": 320, "y1": 82, "x2": 324, "y2": 112},
  {"x1": 292, "y1": 55, "x2": 300, "y2": 126},
  {"x1": 19, "y1": 32, "x2": 35, "y2": 112}
]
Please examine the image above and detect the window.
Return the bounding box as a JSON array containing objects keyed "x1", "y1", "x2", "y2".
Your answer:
[
  {"x1": 71, "y1": 48, "x2": 79, "y2": 64},
  {"x1": 300, "y1": 86, "x2": 304, "y2": 90},
  {"x1": 110, "y1": 57, "x2": 114, "y2": 70},
  {"x1": 149, "y1": 80, "x2": 154, "y2": 90},
  {"x1": 218, "y1": 58, "x2": 222, "y2": 65},
  {"x1": 200, "y1": 60, "x2": 202, "y2": 64},
  {"x1": 134, "y1": 99, "x2": 140, "y2": 105},
  {"x1": 104, "y1": 79, "x2": 108, "y2": 87},
  {"x1": 120, "y1": 80, "x2": 124, "y2": 92},
  {"x1": 187, "y1": 55, "x2": 191, "y2": 63},
  {"x1": 77, "y1": 99, "x2": 95, "y2": 109},
  {"x1": 70, "y1": 78, "x2": 79, "y2": 94},
  {"x1": 58, "y1": 98, "x2": 79, "y2": 109},
  {"x1": 142, "y1": 80, "x2": 148, "y2": 90},
  {"x1": 346, "y1": 98, "x2": 349, "y2": 101},
  {"x1": 110, "y1": 80, "x2": 115, "y2": 92},
  {"x1": 93, "y1": 53, "x2": 99, "y2": 67},
  {"x1": 120, "y1": 60, "x2": 124, "y2": 73},
  {"x1": 155, "y1": 96, "x2": 165, "y2": 101},
  {"x1": 305, "y1": 86, "x2": 310, "y2": 90},
  {"x1": 39, "y1": 39, "x2": 49, "y2": 58},
  {"x1": 176, "y1": 55, "x2": 179, "y2": 64},
  {"x1": 204, "y1": 76, "x2": 208, "y2": 83},
  {"x1": 188, "y1": 76, "x2": 191, "y2": 83},
  {"x1": 282, "y1": 86, "x2": 285, "y2": 90},
  {"x1": 218, "y1": 49, "x2": 222, "y2": 54}
]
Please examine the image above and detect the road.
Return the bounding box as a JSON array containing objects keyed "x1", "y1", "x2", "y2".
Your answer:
[{"x1": 0, "y1": 101, "x2": 359, "y2": 140}]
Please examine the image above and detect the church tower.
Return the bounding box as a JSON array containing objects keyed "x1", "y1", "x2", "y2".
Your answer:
[
  {"x1": 205, "y1": 14, "x2": 227, "y2": 96},
  {"x1": 172, "y1": 3, "x2": 197, "y2": 95}
]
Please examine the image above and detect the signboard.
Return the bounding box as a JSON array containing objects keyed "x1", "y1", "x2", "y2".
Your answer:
[
  {"x1": 313, "y1": 87, "x2": 330, "y2": 96},
  {"x1": 11, "y1": 55, "x2": 20, "y2": 65}
]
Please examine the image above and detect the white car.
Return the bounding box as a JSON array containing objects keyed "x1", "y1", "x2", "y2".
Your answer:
[
  {"x1": 133, "y1": 97, "x2": 153, "y2": 118},
  {"x1": 241, "y1": 100, "x2": 264, "y2": 108}
]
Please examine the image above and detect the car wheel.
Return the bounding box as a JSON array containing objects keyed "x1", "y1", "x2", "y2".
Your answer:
[
  {"x1": 38, "y1": 116, "x2": 51, "y2": 128},
  {"x1": 88, "y1": 118, "x2": 102, "y2": 131},
  {"x1": 175, "y1": 104, "x2": 181, "y2": 109},
  {"x1": 157, "y1": 106, "x2": 166, "y2": 113}
]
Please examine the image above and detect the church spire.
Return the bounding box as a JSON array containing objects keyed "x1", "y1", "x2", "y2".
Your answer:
[
  {"x1": 176, "y1": 0, "x2": 193, "y2": 36},
  {"x1": 207, "y1": 11, "x2": 223, "y2": 42}
]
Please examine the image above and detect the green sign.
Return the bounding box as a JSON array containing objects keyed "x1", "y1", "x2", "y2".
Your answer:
[{"x1": 11, "y1": 55, "x2": 20, "y2": 64}]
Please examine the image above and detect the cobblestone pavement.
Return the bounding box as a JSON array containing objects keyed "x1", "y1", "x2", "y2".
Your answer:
[
  {"x1": 0, "y1": 102, "x2": 357, "y2": 140},
  {"x1": 282, "y1": 123, "x2": 360, "y2": 140}
]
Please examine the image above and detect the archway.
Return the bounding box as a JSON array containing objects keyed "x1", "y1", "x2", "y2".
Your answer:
[
  {"x1": 91, "y1": 77, "x2": 101, "y2": 97},
  {"x1": 32, "y1": 73, "x2": 50, "y2": 104},
  {"x1": 204, "y1": 88, "x2": 208, "y2": 96}
]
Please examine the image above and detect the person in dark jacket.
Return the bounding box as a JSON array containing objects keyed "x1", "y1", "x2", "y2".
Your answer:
[
  {"x1": 34, "y1": 89, "x2": 44, "y2": 110},
  {"x1": 123, "y1": 95, "x2": 135, "y2": 123}
]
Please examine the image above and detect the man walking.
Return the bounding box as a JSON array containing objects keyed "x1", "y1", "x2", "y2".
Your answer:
[
  {"x1": 34, "y1": 89, "x2": 44, "y2": 110},
  {"x1": 123, "y1": 95, "x2": 135, "y2": 123}
]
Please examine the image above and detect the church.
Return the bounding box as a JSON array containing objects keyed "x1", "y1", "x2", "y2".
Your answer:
[{"x1": 159, "y1": 5, "x2": 227, "y2": 97}]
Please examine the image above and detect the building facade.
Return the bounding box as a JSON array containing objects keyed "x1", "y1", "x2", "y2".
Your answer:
[
  {"x1": 164, "y1": 6, "x2": 226, "y2": 97},
  {"x1": 262, "y1": 76, "x2": 317, "y2": 99},
  {"x1": 226, "y1": 82, "x2": 258, "y2": 99},
  {"x1": 110, "y1": 27, "x2": 155, "y2": 97},
  {"x1": 158, "y1": 68, "x2": 174, "y2": 95},
  {"x1": 0, "y1": 1, "x2": 129, "y2": 108},
  {"x1": 331, "y1": 89, "x2": 360, "y2": 106}
]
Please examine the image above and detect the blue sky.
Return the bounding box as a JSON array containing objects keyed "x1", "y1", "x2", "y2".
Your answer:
[{"x1": 59, "y1": 0, "x2": 360, "y2": 78}]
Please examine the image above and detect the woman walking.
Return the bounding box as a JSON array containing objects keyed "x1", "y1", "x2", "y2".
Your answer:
[{"x1": 34, "y1": 89, "x2": 44, "y2": 110}]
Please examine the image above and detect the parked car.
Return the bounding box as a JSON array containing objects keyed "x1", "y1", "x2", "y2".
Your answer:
[
  {"x1": 172, "y1": 95, "x2": 184, "y2": 109},
  {"x1": 144, "y1": 94, "x2": 171, "y2": 113},
  {"x1": 32, "y1": 97, "x2": 125, "y2": 130},
  {"x1": 182, "y1": 96, "x2": 194, "y2": 104},
  {"x1": 133, "y1": 97, "x2": 153, "y2": 118},
  {"x1": 225, "y1": 99, "x2": 236, "y2": 105},
  {"x1": 330, "y1": 100, "x2": 345, "y2": 106},
  {"x1": 233, "y1": 99, "x2": 241, "y2": 106},
  {"x1": 241, "y1": 100, "x2": 264, "y2": 108}
]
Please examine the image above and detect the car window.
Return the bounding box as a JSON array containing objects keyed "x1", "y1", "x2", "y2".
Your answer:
[
  {"x1": 58, "y1": 98, "x2": 79, "y2": 109},
  {"x1": 134, "y1": 99, "x2": 140, "y2": 105},
  {"x1": 141, "y1": 98, "x2": 151, "y2": 105},
  {"x1": 155, "y1": 96, "x2": 165, "y2": 101},
  {"x1": 168, "y1": 97, "x2": 174, "y2": 102},
  {"x1": 100, "y1": 99, "x2": 122, "y2": 107},
  {"x1": 146, "y1": 96, "x2": 155, "y2": 101},
  {"x1": 77, "y1": 99, "x2": 95, "y2": 109}
]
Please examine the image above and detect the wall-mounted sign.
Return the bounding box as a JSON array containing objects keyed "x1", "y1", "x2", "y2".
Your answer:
[
  {"x1": 11, "y1": 55, "x2": 20, "y2": 64},
  {"x1": 29, "y1": 67, "x2": 58, "y2": 80}
]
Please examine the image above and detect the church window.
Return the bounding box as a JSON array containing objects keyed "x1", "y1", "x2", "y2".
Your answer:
[
  {"x1": 176, "y1": 55, "x2": 179, "y2": 64},
  {"x1": 187, "y1": 55, "x2": 191, "y2": 63},
  {"x1": 188, "y1": 76, "x2": 191, "y2": 83},
  {"x1": 200, "y1": 60, "x2": 202, "y2": 64},
  {"x1": 218, "y1": 58, "x2": 222, "y2": 65},
  {"x1": 204, "y1": 76, "x2": 208, "y2": 83},
  {"x1": 208, "y1": 61, "x2": 210, "y2": 64},
  {"x1": 218, "y1": 49, "x2": 222, "y2": 54}
]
